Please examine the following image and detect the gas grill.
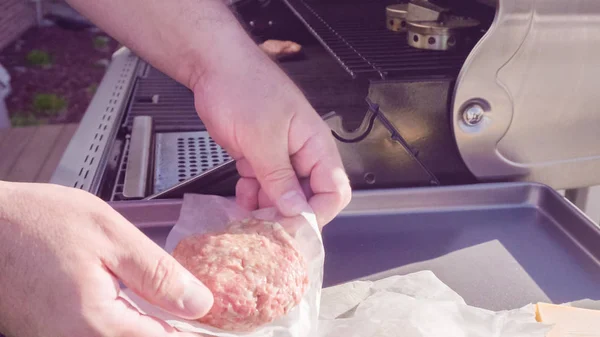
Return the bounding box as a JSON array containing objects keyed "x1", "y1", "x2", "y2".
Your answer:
[
  {"x1": 45, "y1": 0, "x2": 600, "y2": 312},
  {"x1": 50, "y1": 0, "x2": 600, "y2": 204}
]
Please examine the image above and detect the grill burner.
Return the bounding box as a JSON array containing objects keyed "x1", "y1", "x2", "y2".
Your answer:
[
  {"x1": 386, "y1": 4, "x2": 408, "y2": 32},
  {"x1": 407, "y1": 16, "x2": 480, "y2": 51},
  {"x1": 282, "y1": 0, "x2": 471, "y2": 79}
]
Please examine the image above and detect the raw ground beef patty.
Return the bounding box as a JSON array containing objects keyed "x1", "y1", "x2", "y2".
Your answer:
[{"x1": 172, "y1": 218, "x2": 309, "y2": 331}]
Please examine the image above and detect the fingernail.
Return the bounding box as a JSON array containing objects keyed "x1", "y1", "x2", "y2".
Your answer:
[
  {"x1": 180, "y1": 274, "x2": 214, "y2": 318},
  {"x1": 278, "y1": 190, "x2": 311, "y2": 216}
]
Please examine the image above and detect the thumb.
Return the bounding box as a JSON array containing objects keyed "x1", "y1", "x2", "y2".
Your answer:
[
  {"x1": 105, "y1": 226, "x2": 214, "y2": 320},
  {"x1": 248, "y1": 149, "x2": 311, "y2": 217}
]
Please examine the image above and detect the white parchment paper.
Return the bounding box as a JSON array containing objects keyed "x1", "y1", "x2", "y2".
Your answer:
[
  {"x1": 317, "y1": 271, "x2": 553, "y2": 337},
  {"x1": 120, "y1": 194, "x2": 556, "y2": 337},
  {"x1": 122, "y1": 194, "x2": 324, "y2": 337}
]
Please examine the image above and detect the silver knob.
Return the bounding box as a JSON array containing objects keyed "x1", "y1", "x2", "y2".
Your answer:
[{"x1": 462, "y1": 104, "x2": 484, "y2": 126}]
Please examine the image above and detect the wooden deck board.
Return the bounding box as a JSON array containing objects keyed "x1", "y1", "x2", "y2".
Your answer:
[
  {"x1": 6, "y1": 124, "x2": 64, "y2": 182},
  {"x1": 0, "y1": 128, "x2": 10, "y2": 145},
  {"x1": 0, "y1": 124, "x2": 78, "y2": 183},
  {"x1": 36, "y1": 124, "x2": 79, "y2": 182},
  {"x1": 0, "y1": 126, "x2": 38, "y2": 179}
]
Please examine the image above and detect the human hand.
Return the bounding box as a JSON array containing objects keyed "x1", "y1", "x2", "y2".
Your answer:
[
  {"x1": 0, "y1": 182, "x2": 213, "y2": 337},
  {"x1": 191, "y1": 35, "x2": 351, "y2": 227},
  {"x1": 64, "y1": 0, "x2": 350, "y2": 226}
]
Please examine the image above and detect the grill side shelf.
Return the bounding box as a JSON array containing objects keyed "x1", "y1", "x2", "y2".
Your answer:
[{"x1": 50, "y1": 47, "x2": 139, "y2": 193}]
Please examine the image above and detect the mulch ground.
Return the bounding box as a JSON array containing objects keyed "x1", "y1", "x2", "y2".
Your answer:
[{"x1": 0, "y1": 24, "x2": 119, "y2": 125}]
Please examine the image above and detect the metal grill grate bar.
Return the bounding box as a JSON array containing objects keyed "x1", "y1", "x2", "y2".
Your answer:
[
  {"x1": 110, "y1": 137, "x2": 130, "y2": 201},
  {"x1": 124, "y1": 66, "x2": 205, "y2": 132}
]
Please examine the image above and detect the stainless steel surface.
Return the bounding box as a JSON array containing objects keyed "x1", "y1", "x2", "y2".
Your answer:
[
  {"x1": 123, "y1": 116, "x2": 153, "y2": 199},
  {"x1": 110, "y1": 137, "x2": 130, "y2": 201},
  {"x1": 111, "y1": 182, "x2": 600, "y2": 310},
  {"x1": 406, "y1": 0, "x2": 446, "y2": 22},
  {"x1": 153, "y1": 131, "x2": 232, "y2": 195},
  {"x1": 324, "y1": 107, "x2": 437, "y2": 188},
  {"x1": 453, "y1": 0, "x2": 600, "y2": 189},
  {"x1": 146, "y1": 159, "x2": 237, "y2": 200},
  {"x1": 323, "y1": 79, "x2": 473, "y2": 188},
  {"x1": 407, "y1": 17, "x2": 481, "y2": 35},
  {"x1": 365, "y1": 80, "x2": 473, "y2": 184},
  {"x1": 386, "y1": 4, "x2": 408, "y2": 32},
  {"x1": 406, "y1": 17, "x2": 480, "y2": 51},
  {"x1": 50, "y1": 47, "x2": 139, "y2": 192},
  {"x1": 462, "y1": 103, "x2": 484, "y2": 126}
]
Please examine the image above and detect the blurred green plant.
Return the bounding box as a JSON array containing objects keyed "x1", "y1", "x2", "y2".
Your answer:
[
  {"x1": 10, "y1": 112, "x2": 44, "y2": 127},
  {"x1": 32, "y1": 93, "x2": 67, "y2": 116},
  {"x1": 26, "y1": 50, "x2": 53, "y2": 68},
  {"x1": 93, "y1": 36, "x2": 110, "y2": 50}
]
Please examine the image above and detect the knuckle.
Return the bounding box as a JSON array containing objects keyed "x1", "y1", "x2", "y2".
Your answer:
[
  {"x1": 331, "y1": 172, "x2": 352, "y2": 211},
  {"x1": 143, "y1": 255, "x2": 177, "y2": 299},
  {"x1": 261, "y1": 166, "x2": 296, "y2": 185},
  {"x1": 340, "y1": 184, "x2": 352, "y2": 208}
]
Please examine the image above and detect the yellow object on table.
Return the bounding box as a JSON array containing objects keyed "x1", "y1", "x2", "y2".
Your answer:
[{"x1": 535, "y1": 302, "x2": 600, "y2": 337}]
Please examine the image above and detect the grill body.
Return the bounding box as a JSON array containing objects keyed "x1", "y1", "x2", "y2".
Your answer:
[{"x1": 61, "y1": 0, "x2": 600, "y2": 200}]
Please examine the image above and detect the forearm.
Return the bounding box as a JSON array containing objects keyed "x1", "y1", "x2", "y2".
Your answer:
[{"x1": 65, "y1": 0, "x2": 258, "y2": 88}]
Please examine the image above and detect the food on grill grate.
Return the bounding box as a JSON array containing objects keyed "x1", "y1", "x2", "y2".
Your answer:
[
  {"x1": 172, "y1": 218, "x2": 309, "y2": 332},
  {"x1": 259, "y1": 40, "x2": 303, "y2": 59}
]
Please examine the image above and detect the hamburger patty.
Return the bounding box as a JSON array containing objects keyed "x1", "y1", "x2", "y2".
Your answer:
[{"x1": 172, "y1": 218, "x2": 309, "y2": 331}]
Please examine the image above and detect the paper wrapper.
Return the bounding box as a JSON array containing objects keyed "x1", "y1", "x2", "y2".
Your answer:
[
  {"x1": 317, "y1": 271, "x2": 553, "y2": 337},
  {"x1": 121, "y1": 194, "x2": 324, "y2": 337}
]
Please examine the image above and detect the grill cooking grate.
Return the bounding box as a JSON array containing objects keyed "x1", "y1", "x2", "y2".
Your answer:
[
  {"x1": 110, "y1": 137, "x2": 130, "y2": 201},
  {"x1": 282, "y1": 0, "x2": 472, "y2": 79},
  {"x1": 124, "y1": 66, "x2": 205, "y2": 133}
]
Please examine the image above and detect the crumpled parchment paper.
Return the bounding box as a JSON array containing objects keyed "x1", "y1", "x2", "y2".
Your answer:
[
  {"x1": 317, "y1": 271, "x2": 553, "y2": 337},
  {"x1": 121, "y1": 194, "x2": 324, "y2": 337}
]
